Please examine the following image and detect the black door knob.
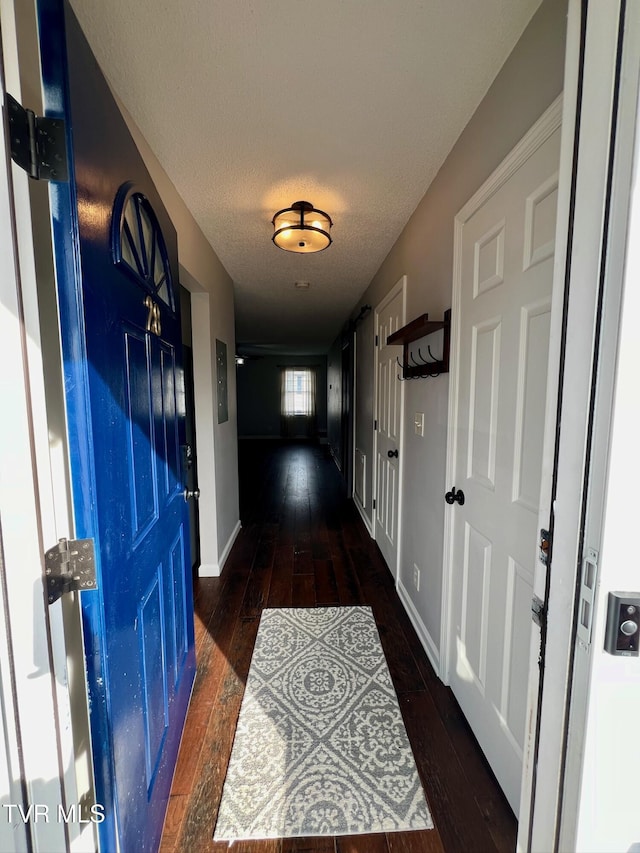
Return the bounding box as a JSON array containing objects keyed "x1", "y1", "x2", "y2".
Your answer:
[
  {"x1": 387, "y1": 449, "x2": 398, "y2": 458},
  {"x1": 445, "y1": 487, "x2": 465, "y2": 505}
]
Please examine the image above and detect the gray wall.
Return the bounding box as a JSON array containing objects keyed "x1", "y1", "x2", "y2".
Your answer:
[
  {"x1": 348, "y1": 0, "x2": 568, "y2": 666},
  {"x1": 237, "y1": 355, "x2": 328, "y2": 438}
]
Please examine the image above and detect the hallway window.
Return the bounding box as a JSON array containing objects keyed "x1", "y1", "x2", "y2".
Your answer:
[
  {"x1": 281, "y1": 368, "x2": 317, "y2": 439},
  {"x1": 282, "y1": 368, "x2": 315, "y2": 415}
]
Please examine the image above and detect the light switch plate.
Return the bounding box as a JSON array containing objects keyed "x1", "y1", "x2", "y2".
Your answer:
[{"x1": 414, "y1": 412, "x2": 424, "y2": 437}]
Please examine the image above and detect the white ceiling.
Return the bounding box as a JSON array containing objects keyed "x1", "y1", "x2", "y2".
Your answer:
[{"x1": 69, "y1": 0, "x2": 541, "y2": 354}]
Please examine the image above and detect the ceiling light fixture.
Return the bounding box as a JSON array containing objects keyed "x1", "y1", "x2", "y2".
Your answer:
[{"x1": 272, "y1": 201, "x2": 332, "y2": 253}]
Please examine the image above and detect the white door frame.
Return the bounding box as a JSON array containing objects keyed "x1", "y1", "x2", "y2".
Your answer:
[
  {"x1": 522, "y1": 1, "x2": 640, "y2": 849},
  {"x1": 562, "y1": 2, "x2": 640, "y2": 846},
  {"x1": 516, "y1": 2, "x2": 583, "y2": 842},
  {"x1": 0, "y1": 1, "x2": 96, "y2": 850},
  {"x1": 372, "y1": 275, "x2": 406, "y2": 579}
]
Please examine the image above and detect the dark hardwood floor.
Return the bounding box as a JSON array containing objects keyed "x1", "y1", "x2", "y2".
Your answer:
[{"x1": 160, "y1": 440, "x2": 516, "y2": 853}]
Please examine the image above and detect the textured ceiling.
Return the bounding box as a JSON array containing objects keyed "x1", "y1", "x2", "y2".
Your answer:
[{"x1": 69, "y1": 0, "x2": 541, "y2": 354}]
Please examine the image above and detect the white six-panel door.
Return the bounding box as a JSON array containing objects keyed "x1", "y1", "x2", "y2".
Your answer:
[
  {"x1": 374, "y1": 278, "x2": 405, "y2": 578},
  {"x1": 446, "y1": 119, "x2": 561, "y2": 815}
]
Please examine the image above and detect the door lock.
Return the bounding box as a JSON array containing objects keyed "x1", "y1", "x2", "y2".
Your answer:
[
  {"x1": 387, "y1": 449, "x2": 398, "y2": 458},
  {"x1": 445, "y1": 487, "x2": 465, "y2": 505},
  {"x1": 183, "y1": 488, "x2": 201, "y2": 502}
]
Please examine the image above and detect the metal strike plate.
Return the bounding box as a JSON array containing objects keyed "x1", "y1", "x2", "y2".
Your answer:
[
  {"x1": 531, "y1": 594, "x2": 547, "y2": 628},
  {"x1": 45, "y1": 538, "x2": 97, "y2": 604}
]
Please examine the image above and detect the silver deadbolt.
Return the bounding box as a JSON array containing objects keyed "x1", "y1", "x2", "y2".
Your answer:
[{"x1": 183, "y1": 488, "x2": 200, "y2": 502}]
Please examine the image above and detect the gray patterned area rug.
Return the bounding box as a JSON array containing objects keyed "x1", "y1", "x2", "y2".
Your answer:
[{"x1": 213, "y1": 606, "x2": 433, "y2": 842}]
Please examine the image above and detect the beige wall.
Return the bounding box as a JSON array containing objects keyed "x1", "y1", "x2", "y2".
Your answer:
[
  {"x1": 119, "y1": 102, "x2": 240, "y2": 575},
  {"x1": 351, "y1": 0, "x2": 568, "y2": 667}
]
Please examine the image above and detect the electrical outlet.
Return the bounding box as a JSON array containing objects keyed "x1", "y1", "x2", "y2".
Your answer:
[
  {"x1": 413, "y1": 564, "x2": 420, "y2": 592},
  {"x1": 414, "y1": 412, "x2": 424, "y2": 437}
]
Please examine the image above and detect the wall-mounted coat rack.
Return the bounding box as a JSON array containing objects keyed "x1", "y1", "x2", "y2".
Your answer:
[{"x1": 387, "y1": 308, "x2": 451, "y2": 380}]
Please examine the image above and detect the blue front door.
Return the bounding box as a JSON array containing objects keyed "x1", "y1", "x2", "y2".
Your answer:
[{"x1": 39, "y1": 1, "x2": 196, "y2": 849}]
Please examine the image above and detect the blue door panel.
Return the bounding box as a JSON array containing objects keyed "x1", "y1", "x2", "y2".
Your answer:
[
  {"x1": 38, "y1": 1, "x2": 196, "y2": 850},
  {"x1": 169, "y1": 530, "x2": 189, "y2": 685},
  {"x1": 125, "y1": 329, "x2": 159, "y2": 540},
  {"x1": 139, "y1": 566, "x2": 169, "y2": 791}
]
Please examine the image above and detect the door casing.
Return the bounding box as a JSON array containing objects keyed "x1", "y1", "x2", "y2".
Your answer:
[
  {"x1": 522, "y1": 1, "x2": 640, "y2": 850},
  {"x1": 0, "y1": 0, "x2": 96, "y2": 850}
]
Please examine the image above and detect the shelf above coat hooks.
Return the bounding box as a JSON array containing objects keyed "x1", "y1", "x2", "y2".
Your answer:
[{"x1": 387, "y1": 309, "x2": 451, "y2": 379}]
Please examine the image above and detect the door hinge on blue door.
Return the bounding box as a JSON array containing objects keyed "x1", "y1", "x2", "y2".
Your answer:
[
  {"x1": 6, "y1": 94, "x2": 68, "y2": 181},
  {"x1": 45, "y1": 538, "x2": 98, "y2": 604}
]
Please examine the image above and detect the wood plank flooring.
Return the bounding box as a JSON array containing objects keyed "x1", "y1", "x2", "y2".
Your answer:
[{"x1": 160, "y1": 440, "x2": 516, "y2": 853}]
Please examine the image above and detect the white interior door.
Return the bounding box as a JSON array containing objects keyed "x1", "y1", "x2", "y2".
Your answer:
[
  {"x1": 374, "y1": 278, "x2": 405, "y2": 577},
  {"x1": 446, "y1": 116, "x2": 561, "y2": 815}
]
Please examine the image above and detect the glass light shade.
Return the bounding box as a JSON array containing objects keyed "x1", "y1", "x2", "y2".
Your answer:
[{"x1": 272, "y1": 201, "x2": 332, "y2": 253}]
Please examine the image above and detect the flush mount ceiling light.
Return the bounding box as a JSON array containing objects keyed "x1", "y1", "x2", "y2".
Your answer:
[{"x1": 272, "y1": 201, "x2": 332, "y2": 253}]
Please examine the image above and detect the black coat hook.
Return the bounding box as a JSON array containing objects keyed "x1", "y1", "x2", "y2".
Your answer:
[{"x1": 418, "y1": 346, "x2": 439, "y2": 364}]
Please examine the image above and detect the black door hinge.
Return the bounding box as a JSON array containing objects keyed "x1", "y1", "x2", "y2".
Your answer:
[
  {"x1": 372, "y1": 499, "x2": 376, "y2": 510},
  {"x1": 375, "y1": 335, "x2": 379, "y2": 347},
  {"x1": 6, "y1": 94, "x2": 68, "y2": 181},
  {"x1": 45, "y1": 538, "x2": 98, "y2": 604},
  {"x1": 374, "y1": 419, "x2": 378, "y2": 431}
]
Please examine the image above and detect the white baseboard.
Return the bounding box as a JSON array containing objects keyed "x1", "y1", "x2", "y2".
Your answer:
[
  {"x1": 396, "y1": 580, "x2": 440, "y2": 674},
  {"x1": 198, "y1": 519, "x2": 242, "y2": 578},
  {"x1": 198, "y1": 562, "x2": 220, "y2": 578},
  {"x1": 353, "y1": 495, "x2": 373, "y2": 537},
  {"x1": 219, "y1": 520, "x2": 242, "y2": 572}
]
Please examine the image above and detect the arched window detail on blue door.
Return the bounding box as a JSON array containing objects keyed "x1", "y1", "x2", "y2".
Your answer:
[{"x1": 113, "y1": 184, "x2": 175, "y2": 311}]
